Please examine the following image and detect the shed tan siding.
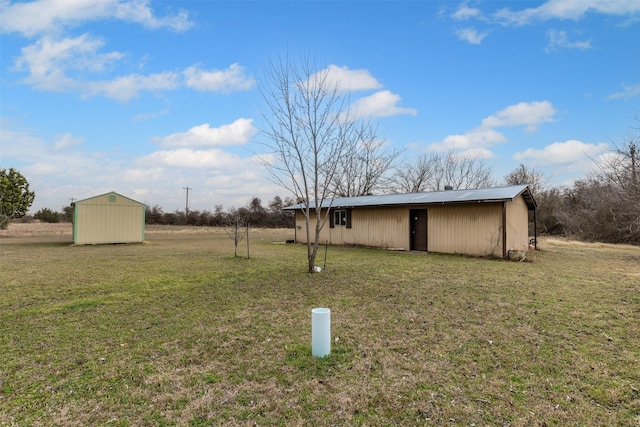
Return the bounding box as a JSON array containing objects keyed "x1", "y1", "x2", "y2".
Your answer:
[
  {"x1": 505, "y1": 195, "x2": 530, "y2": 251},
  {"x1": 427, "y1": 203, "x2": 503, "y2": 257},
  {"x1": 292, "y1": 193, "x2": 532, "y2": 258},
  {"x1": 74, "y1": 193, "x2": 145, "y2": 244},
  {"x1": 295, "y1": 207, "x2": 409, "y2": 249}
]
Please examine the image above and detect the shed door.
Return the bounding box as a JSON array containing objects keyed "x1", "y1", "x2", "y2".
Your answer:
[{"x1": 410, "y1": 209, "x2": 428, "y2": 251}]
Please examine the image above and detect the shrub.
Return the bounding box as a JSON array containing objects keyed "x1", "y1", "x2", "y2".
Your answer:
[{"x1": 33, "y1": 208, "x2": 60, "y2": 223}]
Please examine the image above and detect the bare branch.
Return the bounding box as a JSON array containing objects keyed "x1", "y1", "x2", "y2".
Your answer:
[
  {"x1": 258, "y1": 53, "x2": 378, "y2": 272},
  {"x1": 392, "y1": 151, "x2": 494, "y2": 193}
]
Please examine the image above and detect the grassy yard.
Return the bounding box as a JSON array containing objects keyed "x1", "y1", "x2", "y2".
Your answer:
[{"x1": 1, "y1": 224, "x2": 639, "y2": 426}]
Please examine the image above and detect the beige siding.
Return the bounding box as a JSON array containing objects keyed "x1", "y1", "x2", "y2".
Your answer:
[
  {"x1": 428, "y1": 203, "x2": 503, "y2": 257},
  {"x1": 333, "y1": 207, "x2": 409, "y2": 249},
  {"x1": 292, "y1": 194, "x2": 531, "y2": 258},
  {"x1": 295, "y1": 207, "x2": 409, "y2": 249},
  {"x1": 351, "y1": 207, "x2": 409, "y2": 248},
  {"x1": 74, "y1": 193, "x2": 145, "y2": 244},
  {"x1": 505, "y1": 195, "x2": 530, "y2": 251}
]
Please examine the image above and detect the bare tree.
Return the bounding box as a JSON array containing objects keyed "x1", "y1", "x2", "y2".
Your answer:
[
  {"x1": 225, "y1": 208, "x2": 248, "y2": 257},
  {"x1": 259, "y1": 54, "x2": 369, "y2": 272},
  {"x1": 393, "y1": 151, "x2": 494, "y2": 193},
  {"x1": 550, "y1": 119, "x2": 640, "y2": 244},
  {"x1": 332, "y1": 124, "x2": 400, "y2": 197},
  {"x1": 504, "y1": 163, "x2": 547, "y2": 195},
  {"x1": 595, "y1": 138, "x2": 639, "y2": 197},
  {"x1": 393, "y1": 153, "x2": 438, "y2": 193},
  {"x1": 433, "y1": 151, "x2": 494, "y2": 190},
  {"x1": 584, "y1": 133, "x2": 640, "y2": 244}
]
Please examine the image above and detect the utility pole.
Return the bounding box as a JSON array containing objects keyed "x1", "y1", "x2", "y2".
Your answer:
[{"x1": 183, "y1": 186, "x2": 192, "y2": 225}]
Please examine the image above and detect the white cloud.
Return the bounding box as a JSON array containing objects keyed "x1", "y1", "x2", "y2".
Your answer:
[
  {"x1": 121, "y1": 167, "x2": 166, "y2": 183},
  {"x1": 452, "y1": 4, "x2": 482, "y2": 21},
  {"x1": 608, "y1": 83, "x2": 640, "y2": 100},
  {"x1": 494, "y1": 0, "x2": 640, "y2": 26},
  {"x1": 13, "y1": 34, "x2": 124, "y2": 92},
  {"x1": 133, "y1": 106, "x2": 170, "y2": 122},
  {"x1": 349, "y1": 90, "x2": 417, "y2": 118},
  {"x1": 480, "y1": 100, "x2": 557, "y2": 132},
  {"x1": 454, "y1": 27, "x2": 489, "y2": 44},
  {"x1": 53, "y1": 132, "x2": 85, "y2": 150},
  {"x1": 545, "y1": 29, "x2": 592, "y2": 52},
  {"x1": 12, "y1": 35, "x2": 254, "y2": 101},
  {"x1": 5, "y1": 2, "x2": 249, "y2": 101},
  {"x1": 430, "y1": 101, "x2": 558, "y2": 154},
  {"x1": 183, "y1": 63, "x2": 256, "y2": 93},
  {"x1": 154, "y1": 119, "x2": 258, "y2": 148},
  {"x1": 1, "y1": 126, "x2": 122, "y2": 188},
  {"x1": 0, "y1": 123, "x2": 48, "y2": 162},
  {"x1": 22, "y1": 162, "x2": 60, "y2": 175},
  {"x1": 431, "y1": 128, "x2": 506, "y2": 152},
  {"x1": 11, "y1": 33, "x2": 181, "y2": 101},
  {"x1": 112, "y1": 0, "x2": 192, "y2": 32},
  {"x1": 0, "y1": 0, "x2": 192, "y2": 37},
  {"x1": 1, "y1": 121, "x2": 282, "y2": 213},
  {"x1": 304, "y1": 66, "x2": 414, "y2": 118},
  {"x1": 513, "y1": 139, "x2": 610, "y2": 168},
  {"x1": 311, "y1": 65, "x2": 383, "y2": 92},
  {"x1": 458, "y1": 147, "x2": 495, "y2": 159},
  {"x1": 83, "y1": 71, "x2": 180, "y2": 101},
  {"x1": 140, "y1": 148, "x2": 248, "y2": 170}
]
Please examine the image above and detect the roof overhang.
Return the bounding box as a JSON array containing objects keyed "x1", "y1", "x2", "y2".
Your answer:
[{"x1": 284, "y1": 185, "x2": 537, "y2": 211}]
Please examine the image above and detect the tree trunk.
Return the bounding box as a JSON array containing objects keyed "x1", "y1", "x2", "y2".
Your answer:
[{"x1": 308, "y1": 250, "x2": 317, "y2": 273}]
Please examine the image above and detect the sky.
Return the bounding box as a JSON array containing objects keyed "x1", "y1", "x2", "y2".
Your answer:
[{"x1": 1, "y1": 0, "x2": 639, "y2": 213}]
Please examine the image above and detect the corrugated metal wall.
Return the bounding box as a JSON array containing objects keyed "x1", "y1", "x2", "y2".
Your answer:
[
  {"x1": 293, "y1": 196, "x2": 530, "y2": 257},
  {"x1": 295, "y1": 207, "x2": 409, "y2": 249},
  {"x1": 74, "y1": 193, "x2": 145, "y2": 244},
  {"x1": 505, "y1": 195, "x2": 530, "y2": 251},
  {"x1": 427, "y1": 203, "x2": 503, "y2": 257}
]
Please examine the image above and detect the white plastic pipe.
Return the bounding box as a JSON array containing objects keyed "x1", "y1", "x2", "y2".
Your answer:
[{"x1": 311, "y1": 307, "x2": 331, "y2": 357}]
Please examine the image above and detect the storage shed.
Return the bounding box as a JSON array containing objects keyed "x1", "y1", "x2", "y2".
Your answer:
[
  {"x1": 73, "y1": 191, "x2": 145, "y2": 244},
  {"x1": 284, "y1": 185, "x2": 537, "y2": 258}
]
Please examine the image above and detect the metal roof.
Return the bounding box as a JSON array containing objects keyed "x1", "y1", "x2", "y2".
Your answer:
[{"x1": 284, "y1": 185, "x2": 537, "y2": 210}]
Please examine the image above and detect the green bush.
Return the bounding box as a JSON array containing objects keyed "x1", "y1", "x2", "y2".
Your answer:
[{"x1": 33, "y1": 208, "x2": 60, "y2": 223}]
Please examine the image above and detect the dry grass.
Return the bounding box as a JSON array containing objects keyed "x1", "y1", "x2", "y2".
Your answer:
[
  {"x1": 0, "y1": 222, "x2": 73, "y2": 240},
  {"x1": 1, "y1": 223, "x2": 639, "y2": 426}
]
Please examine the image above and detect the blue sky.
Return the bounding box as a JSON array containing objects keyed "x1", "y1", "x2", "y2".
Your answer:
[{"x1": 1, "y1": 0, "x2": 639, "y2": 213}]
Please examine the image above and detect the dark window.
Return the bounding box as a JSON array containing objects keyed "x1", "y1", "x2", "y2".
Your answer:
[
  {"x1": 333, "y1": 209, "x2": 347, "y2": 226},
  {"x1": 108, "y1": 195, "x2": 116, "y2": 203}
]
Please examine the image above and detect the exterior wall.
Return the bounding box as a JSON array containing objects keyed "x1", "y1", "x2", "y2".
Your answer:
[
  {"x1": 427, "y1": 203, "x2": 503, "y2": 257},
  {"x1": 74, "y1": 193, "x2": 145, "y2": 244},
  {"x1": 294, "y1": 207, "x2": 409, "y2": 249},
  {"x1": 505, "y1": 195, "x2": 530, "y2": 251},
  {"x1": 292, "y1": 194, "x2": 531, "y2": 258}
]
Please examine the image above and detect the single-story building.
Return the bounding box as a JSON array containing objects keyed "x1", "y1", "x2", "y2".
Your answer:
[
  {"x1": 73, "y1": 191, "x2": 145, "y2": 244},
  {"x1": 284, "y1": 185, "x2": 537, "y2": 258}
]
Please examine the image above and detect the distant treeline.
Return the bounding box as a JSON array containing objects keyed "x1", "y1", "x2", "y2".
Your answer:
[
  {"x1": 26, "y1": 196, "x2": 295, "y2": 228},
  {"x1": 145, "y1": 196, "x2": 295, "y2": 228},
  {"x1": 23, "y1": 150, "x2": 640, "y2": 245}
]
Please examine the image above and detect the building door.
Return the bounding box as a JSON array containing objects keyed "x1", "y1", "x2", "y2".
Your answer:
[{"x1": 410, "y1": 209, "x2": 428, "y2": 251}]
